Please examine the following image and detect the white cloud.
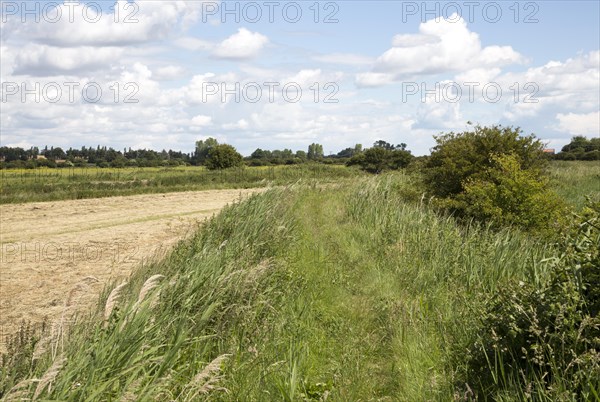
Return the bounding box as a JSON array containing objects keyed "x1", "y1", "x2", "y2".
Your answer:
[
  {"x1": 12, "y1": 45, "x2": 123, "y2": 75},
  {"x1": 501, "y1": 51, "x2": 599, "y2": 97},
  {"x1": 355, "y1": 72, "x2": 395, "y2": 87},
  {"x1": 213, "y1": 28, "x2": 269, "y2": 60},
  {"x1": 454, "y1": 68, "x2": 502, "y2": 84},
  {"x1": 356, "y1": 14, "x2": 522, "y2": 87},
  {"x1": 222, "y1": 119, "x2": 249, "y2": 130},
  {"x1": 556, "y1": 111, "x2": 600, "y2": 136},
  {"x1": 154, "y1": 65, "x2": 185, "y2": 80},
  {"x1": 392, "y1": 33, "x2": 440, "y2": 47},
  {"x1": 17, "y1": 1, "x2": 204, "y2": 47},
  {"x1": 501, "y1": 51, "x2": 599, "y2": 121},
  {"x1": 191, "y1": 115, "x2": 213, "y2": 127},
  {"x1": 414, "y1": 98, "x2": 464, "y2": 130}
]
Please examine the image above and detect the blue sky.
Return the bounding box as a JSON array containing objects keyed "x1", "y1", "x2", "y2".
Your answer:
[{"x1": 1, "y1": 1, "x2": 598, "y2": 155}]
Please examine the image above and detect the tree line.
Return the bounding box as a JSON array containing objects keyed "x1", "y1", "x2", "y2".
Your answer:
[
  {"x1": 1, "y1": 134, "x2": 596, "y2": 170},
  {"x1": 552, "y1": 136, "x2": 600, "y2": 160},
  {"x1": 0, "y1": 139, "x2": 410, "y2": 170}
]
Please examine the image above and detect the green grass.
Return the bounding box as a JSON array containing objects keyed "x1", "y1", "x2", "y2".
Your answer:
[
  {"x1": 0, "y1": 164, "x2": 361, "y2": 204},
  {"x1": 548, "y1": 160, "x2": 600, "y2": 208},
  {"x1": 1, "y1": 174, "x2": 560, "y2": 400}
]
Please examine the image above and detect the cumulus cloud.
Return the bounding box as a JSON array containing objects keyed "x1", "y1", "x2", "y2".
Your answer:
[
  {"x1": 12, "y1": 45, "x2": 123, "y2": 75},
  {"x1": 153, "y1": 65, "x2": 185, "y2": 80},
  {"x1": 212, "y1": 28, "x2": 269, "y2": 60},
  {"x1": 501, "y1": 51, "x2": 599, "y2": 97},
  {"x1": 556, "y1": 111, "x2": 600, "y2": 136},
  {"x1": 222, "y1": 119, "x2": 249, "y2": 130},
  {"x1": 501, "y1": 51, "x2": 599, "y2": 121},
  {"x1": 13, "y1": 1, "x2": 204, "y2": 47},
  {"x1": 191, "y1": 115, "x2": 212, "y2": 127},
  {"x1": 356, "y1": 13, "x2": 522, "y2": 87},
  {"x1": 413, "y1": 98, "x2": 464, "y2": 130}
]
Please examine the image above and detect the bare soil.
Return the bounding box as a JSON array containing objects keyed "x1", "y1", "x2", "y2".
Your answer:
[{"x1": 0, "y1": 189, "x2": 262, "y2": 350}]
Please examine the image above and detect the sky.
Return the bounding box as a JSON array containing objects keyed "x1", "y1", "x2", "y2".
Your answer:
[{"x1": 1, "y1": 0, "x2": 599, "y2": 156}]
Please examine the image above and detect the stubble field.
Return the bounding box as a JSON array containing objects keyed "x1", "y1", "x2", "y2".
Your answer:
[{"x1": 0, "y1": 188, "x2": 261, "y2": 350}]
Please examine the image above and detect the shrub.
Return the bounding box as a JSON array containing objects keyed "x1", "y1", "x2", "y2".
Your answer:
[
  {"x1": 455, "y1": 202, "x2": 600, "y2": 400},
  {"x1": 347, "y1": 147, "x2": 413, "y2": 173},
  {"x1": 424, "y1": 125, "x2": 563, "y2": 233},
  {"x1": 205, "y1": 144, "x2": 243, "y2": 170},
  {"x1": 444, "y1": 153, "x2": 567, "y2": 233},
  {"x1": 424, "y1": 124, "x2": 547, "y2": 198}
]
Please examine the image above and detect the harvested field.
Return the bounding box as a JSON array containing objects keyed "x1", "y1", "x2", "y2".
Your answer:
[{"x1": 0, "y1": 188, "x2": 262, "y2": 350}]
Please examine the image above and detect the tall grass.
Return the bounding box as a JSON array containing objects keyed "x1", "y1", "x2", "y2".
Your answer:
[
  {"x1": 1, "y1": 174, "x2": 562, "y2": 400},
  {"x1": 548, "y1": 160, "x2": 600, "y2": 208}
]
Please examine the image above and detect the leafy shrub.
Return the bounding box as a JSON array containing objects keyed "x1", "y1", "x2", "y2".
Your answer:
[
  {"x1": 347, "y1": 147, "x2": 413, "y2": 173},
  {"x1": 205, "y1": 144, "x2": 243, "y2": 170},
  {"x1": 424, "y1": 125, "x2": 565, "y2": 233},
  {"x1": 424, "y1": 124, "x2": 547, "y2": 198},
  {"x1": 455, "y1": 202, "x2": 600, "y2": 400},
  {"x1": 443, "y1": 153, "x2": 567, "y2": 234}
]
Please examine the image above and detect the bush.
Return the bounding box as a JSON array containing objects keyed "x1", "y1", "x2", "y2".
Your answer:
[
  {"x1": 205, "y1": 144, "x2": 243, "y2": 170},
  {"x1": 423, "y1": 125, "x2": 563, "y2": 233},
  {"x1": 444, "y1": 153, "x2": 567, "y2": 233},
  {"x1": 455, "y1": 202, "x2": 600, "y2": 399},
  {"x1": 347, "y1": 147, "x2": 413, "y2": 173},
  {"x1": 424, "y1": 124, "x2": 547, "y2": 198}
]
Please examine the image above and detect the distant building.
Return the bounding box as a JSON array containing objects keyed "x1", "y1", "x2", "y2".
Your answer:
[
  {"x1": 36, "y1": 155, "x2": 47, "y2": 160},
  {"x1": 543, "y1": 149, "x2": 556, "y2": 155}
]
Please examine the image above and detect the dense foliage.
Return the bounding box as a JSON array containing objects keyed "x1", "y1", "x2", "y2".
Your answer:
[
  {"x1": 423, "y1": 125, "x2": 565, "y2": 233},
  {"x1": 204, "y1": 144, "x2": 244, "y2": 170},
  {"x1": 424, "y1": 124, "x2": 547, "y2": 198},
  {"x1": 448, "y1": 153, "x2": 566, "y2": 233},
  {"x1": 555, "y1": 136, "x2": 600, "y2": 161},
  {"x1": 347, "y1": 141, "x2": 414, "y2": 173},
  {"x1": 455, "y1": 201, "x2": 600, "y2": 400}
]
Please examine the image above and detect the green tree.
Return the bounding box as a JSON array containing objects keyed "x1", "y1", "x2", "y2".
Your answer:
[
  {"x1": 347, "y1": 142, "x2": 413, "y2": 173},
  {"x1": 295, "y1": 150, "x2": 307, "y2": 160},
  {"x1": 194, "y1": 137, "x2": 219, "y2": 165},
  {"x1": 205, "y1": 144, "x2": 243, "y2": 170},
  {"x1": 557, "y1": 136, "x2": 600, "y2": 160},
  {"x1": 307, "y1": 143, "x2": 324, "y2": 160},
  {"x1": 250, "y1": 148, "x2": 271, "y2": 160}
]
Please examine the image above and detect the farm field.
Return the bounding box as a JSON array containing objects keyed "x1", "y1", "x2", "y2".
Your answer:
[
  {"x1": 0, "y1": 164, "x2": 359, "y2": 204},
  {"x1": 0, "y1": 188, "x2": 263, "y2": 352}
]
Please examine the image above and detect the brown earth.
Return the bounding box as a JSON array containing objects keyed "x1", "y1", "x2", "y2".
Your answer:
[{"x1": 0, "y1": 188, "x2": 263, "y2": 350}]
